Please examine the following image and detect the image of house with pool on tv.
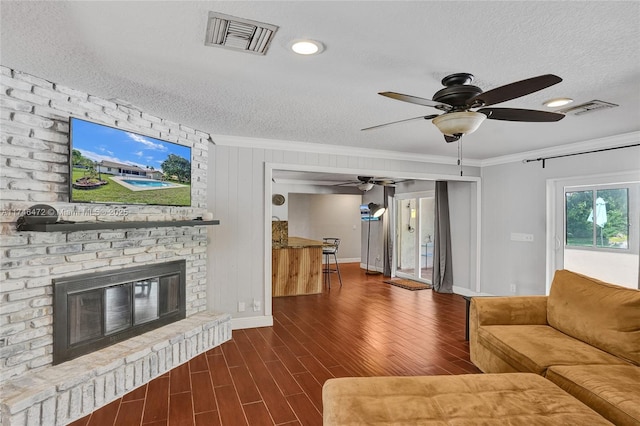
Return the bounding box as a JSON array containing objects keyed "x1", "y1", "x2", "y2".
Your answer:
[{"x1": 70, "y1": 118, "x2": 192, "y2": 207}]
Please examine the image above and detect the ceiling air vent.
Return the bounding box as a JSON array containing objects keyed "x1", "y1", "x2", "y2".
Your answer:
[
  {"x1": 559, "y1": 100, "x2": 619, "y2": 116},
  {"x1": 205, "y1": 12, "x2": 278, "y2": 55}
]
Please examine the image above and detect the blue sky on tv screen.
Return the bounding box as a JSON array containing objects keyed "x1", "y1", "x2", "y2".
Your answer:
[{"x1": 71, "y1": 118, "x2": 191, "y2": 172}]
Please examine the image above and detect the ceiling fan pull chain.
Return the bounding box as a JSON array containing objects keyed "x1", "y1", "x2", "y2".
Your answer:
[{"x1": 457, "y1": 139, "x2": 463, "y2": 176}]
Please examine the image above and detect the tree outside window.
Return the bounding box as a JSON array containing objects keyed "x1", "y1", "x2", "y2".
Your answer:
[{"x1": 565, "y1": 188, "x2": 628, "y2": 249}]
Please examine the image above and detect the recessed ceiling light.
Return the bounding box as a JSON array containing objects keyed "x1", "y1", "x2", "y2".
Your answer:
[
  {"x1": 290, "y1": 39, "x2": 324, "y2": 55},
  {"x1": 543, "y1": 98, "x2": 574, "y2": 108}
]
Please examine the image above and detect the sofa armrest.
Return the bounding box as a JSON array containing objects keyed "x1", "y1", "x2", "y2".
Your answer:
[
  {"x1": 469, "y1": 296, "x2": 548, "y2": 373},
  {"x1": 471, "y1": 296, "x2": 548, "y2": 327}
]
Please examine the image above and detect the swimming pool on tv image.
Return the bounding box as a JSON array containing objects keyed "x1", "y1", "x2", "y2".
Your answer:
[
  {"x1": 111, "y1": 177, "x2": 185, "y2": 192},
  {"x1": 122, "y1": 179, "x2": 176, "y2": 188}
]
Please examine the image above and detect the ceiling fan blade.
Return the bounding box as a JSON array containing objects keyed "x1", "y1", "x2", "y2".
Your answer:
[
  {"x1": 379, "y1": 92, "x2": 453, "y2": 110},
  {"x1": 372, "y1": 179, "x2": 396, "y2": 187},
  {"x1": 361, "y1": 114, "x2": 439, "y2": 131},
  {"x1": 467, "y1": 74, "x2": 562, "y2": 107},
  {"x1": 479, "y1": 107, "x2": 565, "y2": 122}
]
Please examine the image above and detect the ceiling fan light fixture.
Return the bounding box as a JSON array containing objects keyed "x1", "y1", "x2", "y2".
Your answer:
[
  {"x1": 432, "y1": 111, "x2": 486, "y2": 136},
  {"x1": 357, "y1": 182, "x2": 375, "y2": 192},
  {"x1": 290, "y1": 39, "x2": 324, "y2": 55}
]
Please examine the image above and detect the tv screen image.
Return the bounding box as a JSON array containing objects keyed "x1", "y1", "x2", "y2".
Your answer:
[{"x1": 69, "y1": 118, "x2": 192, "y2": 207}]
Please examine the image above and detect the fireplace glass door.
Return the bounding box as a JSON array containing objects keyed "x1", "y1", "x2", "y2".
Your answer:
[
  {"x1": 134, "y1": 278, "x2": 159, "y2": 325},
  {"x1": 68, "y1": 276, "x2": 176, "y2": 347},
  {"x1": 68, "y1": 291, "x2": 102, "y2": 346},
  {"x1": 105, "y1": 284, "x2": 132, "y2": 334}
]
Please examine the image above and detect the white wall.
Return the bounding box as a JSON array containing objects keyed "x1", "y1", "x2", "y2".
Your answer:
[
  {"x1": 448, "y1": 181, "x2": 478, "y2": 292},
  {"x1": 288, "y1": 193, "x2": 362, "y2": 261},
  {"x1": 207, "y1": 139, "x2": 481, "y2": 328},
  {"x1": 481, "y1": 134, "x2": 640, "y2": 296}
]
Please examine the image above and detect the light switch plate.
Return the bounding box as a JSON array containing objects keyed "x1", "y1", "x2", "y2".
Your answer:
[{"x1": 510, "y1": 232, "x2": 534, "y2": 242}]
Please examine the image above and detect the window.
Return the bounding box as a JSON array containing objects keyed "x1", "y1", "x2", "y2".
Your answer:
[{"x1": 565, "y1": 188, "x2": 629, "y2": 250}]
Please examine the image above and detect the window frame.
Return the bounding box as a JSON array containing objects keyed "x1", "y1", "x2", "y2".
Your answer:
[{"x1": 564, "y1": 183, "x2": 633, "y2": 254}]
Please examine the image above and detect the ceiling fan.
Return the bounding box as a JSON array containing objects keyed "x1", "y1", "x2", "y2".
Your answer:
[
  {"x1": 363, "y1": 73, "x2": 565, "y2": 142},
  {"x1": 336, "y1": 176, "x2": 406, "y2": 192}
]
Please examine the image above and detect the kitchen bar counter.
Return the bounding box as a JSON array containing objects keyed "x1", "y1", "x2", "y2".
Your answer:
[
  {"x1": 272, "y1": 237, "x2": 324, "y2": 297},
  {"x1": 273, "y1": 236, "x2": 326, "y2": 249}
]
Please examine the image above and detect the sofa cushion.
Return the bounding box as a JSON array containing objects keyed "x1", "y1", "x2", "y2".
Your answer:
[
  {"x1": 547, "y1": 269, "x2": 640, "y2": 365},
  {"x1": 477, "y1": 325, "x2": 629, "y2": 375},
  {"x1": 322, "y1": 373, "x2": 612, "y2": 425},
  {"x1": 547, "y1": 364, "x2": 640, "y2": 426}
]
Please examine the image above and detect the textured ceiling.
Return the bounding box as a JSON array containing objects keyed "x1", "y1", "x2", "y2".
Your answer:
[{"x1": 1, "y1": 1, "x2": 639, "y2": 162}]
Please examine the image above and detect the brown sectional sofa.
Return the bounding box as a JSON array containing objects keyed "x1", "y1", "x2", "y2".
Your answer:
[{"x1": 470, "y1": 269, "x2": 640, "y2": 425}]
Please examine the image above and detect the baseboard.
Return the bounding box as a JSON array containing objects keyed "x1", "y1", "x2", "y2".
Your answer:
[
  {"x1": 231, "y1": 315, "x2": 274, "y2": 330},
  {"x1": 453, "y1": 286, "x2": 493, "y2": 297},
  {"x1": 359, "y1": 263, "x2": 383, "y2": 273}
]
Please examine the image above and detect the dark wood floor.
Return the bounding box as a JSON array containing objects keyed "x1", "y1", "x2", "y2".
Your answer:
[{"x1": 70, "y1": 263, "x2": 480, "y2": 426}]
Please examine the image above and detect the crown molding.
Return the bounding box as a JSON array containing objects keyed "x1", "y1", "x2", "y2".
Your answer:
[
  {"x1": 480, "y1": 131, "x2": 640, "y2": 167},
  {"x1": 211, "y1": 132, "x2": 639, "y2": 169},
  {"x1": 211, "y1": 134, "x2": 482, "y2": 167}
]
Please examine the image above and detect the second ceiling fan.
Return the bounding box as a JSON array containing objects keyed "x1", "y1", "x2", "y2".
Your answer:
[
  {"x1": 363, "y1": 73, "x2": 565, "y2": 142},
  {"x1": 336, "y1": 176, "x2": 406, "y2": 192}
]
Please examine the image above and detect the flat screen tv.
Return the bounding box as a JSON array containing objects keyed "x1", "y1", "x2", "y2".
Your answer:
[{"x1": 69, "y1": 118, "x2": 192, "y2": 207}]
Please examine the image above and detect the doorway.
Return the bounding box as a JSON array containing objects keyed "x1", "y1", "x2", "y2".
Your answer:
[{"x1": 394, "y1": 192, "x2": 435, "y2": 283}]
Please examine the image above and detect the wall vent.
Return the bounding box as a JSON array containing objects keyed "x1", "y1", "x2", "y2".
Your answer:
[
  {"x1": 559, "y1": 100, "x2": 619, "y2": 116},
  {"x1": 205, "y1": 12, "x2": 278, "y2": 55}
]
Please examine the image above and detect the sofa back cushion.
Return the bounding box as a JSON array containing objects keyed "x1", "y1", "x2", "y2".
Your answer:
[{"x1": 547, "y1": 270, "x2": 640, "y2": 365}]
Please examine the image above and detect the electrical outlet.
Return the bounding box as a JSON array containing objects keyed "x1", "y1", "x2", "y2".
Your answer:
[
  {"x1": 238, "y1": 302, "x2": 245, "y2": 312},
  {"x1": 510, "y1": 284, "x2": 517, "y2": 293},
  {"x1": 253, "y1": 299, "x2": 261, "y2": 312}
]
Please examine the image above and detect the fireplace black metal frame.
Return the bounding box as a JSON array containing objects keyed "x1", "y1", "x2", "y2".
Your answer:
[{"x1": 53, "y1": 260, "x2": 186, "y2": 365}]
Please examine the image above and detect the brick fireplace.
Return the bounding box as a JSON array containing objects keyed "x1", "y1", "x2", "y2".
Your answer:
[{"x1": 0, "y1": 67, "x2": 231, "y2": 425}]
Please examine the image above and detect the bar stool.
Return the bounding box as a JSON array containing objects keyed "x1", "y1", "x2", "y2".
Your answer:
[{"x1": 322, "y1": 238, "x2": 343, "y2": 288}]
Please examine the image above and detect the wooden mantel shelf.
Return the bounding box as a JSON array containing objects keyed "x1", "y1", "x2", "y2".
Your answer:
[{"x1": 16, "y1": 219, "x2": 220, "y2": 232}]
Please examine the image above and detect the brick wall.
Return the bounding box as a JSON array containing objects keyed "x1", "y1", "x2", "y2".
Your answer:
[{"x1": 0, "y1": 66, "x2": 213, "y2": 382}]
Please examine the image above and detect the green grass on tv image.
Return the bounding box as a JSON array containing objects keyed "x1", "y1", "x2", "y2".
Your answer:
[{"x1": 71, "y1": 168, "x2": 191, "y2": 206}]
